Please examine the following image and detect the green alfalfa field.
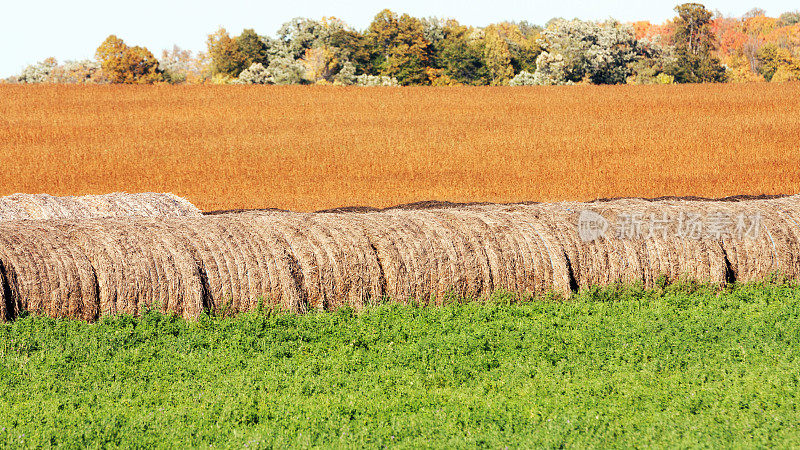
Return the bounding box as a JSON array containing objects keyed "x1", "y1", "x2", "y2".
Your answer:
[{"x1": 0, "y1": 280, "x2": 799, "y2": 448}]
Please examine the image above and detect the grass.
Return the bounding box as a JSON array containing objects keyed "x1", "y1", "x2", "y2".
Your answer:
[
  {"x1": 2, "y1": 83, "x2": 800, "y2": 211},
  {"x1": 1, "y1": 282, "x2": 799, "y2": 448}
]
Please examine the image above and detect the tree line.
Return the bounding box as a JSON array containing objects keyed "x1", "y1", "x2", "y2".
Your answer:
[{"x1": 7, "y1": 3, "x2": 800, "y2": 86}]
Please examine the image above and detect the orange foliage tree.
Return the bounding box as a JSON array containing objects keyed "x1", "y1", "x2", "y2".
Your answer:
[{"x1": 95, "y1": 35, "x2": 162, "y2": 84}]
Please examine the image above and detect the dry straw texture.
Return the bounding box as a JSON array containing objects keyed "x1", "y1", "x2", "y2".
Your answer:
[
  {"x1": 2, "y1": 84, "x2": 799, "y2": 212},
  {"x1": 0, "y1": 195, "x2": 799, "y2": 321},
  {"x1": 0, "y1": 193, "x2": 201, "y2": 220}
]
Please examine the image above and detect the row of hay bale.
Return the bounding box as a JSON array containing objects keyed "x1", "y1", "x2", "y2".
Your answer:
[
  {"x1": 1, "y1": 195, "x2": 799, "y2": 321},
  {"x1": 0, "y1": 193, "x2": 201, "y2": 220}
]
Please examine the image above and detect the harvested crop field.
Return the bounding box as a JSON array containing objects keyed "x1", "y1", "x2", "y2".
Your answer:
[{"x1": 2, "y1": 83, "x2": 800, "y2": 211}]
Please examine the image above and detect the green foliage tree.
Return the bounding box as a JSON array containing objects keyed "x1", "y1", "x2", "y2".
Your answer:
[
  {"x1": 436, "y1": 21, "x2": 487, "y2": 85},
  {"x1": 206, "y1": 28, "x2": 247, "y2": 77},
  {"x1": 236, "y1": 29, "x2": 270, "y2": 68},
  {"x1": 507, "y1": 21, "x2": 543, "y2": 74},
  {"x1": 366, "y1": 10, "x2": 432, "y2": 85},
  {"x1": 328, "y1": 27, "x2": 372, "y2": 74},
  {"x1": 667, "y1": 3, "x2": 726, "y2": 83},
  {"x1": 95, "y1": 35, "x2": 162, "y2": 84}
]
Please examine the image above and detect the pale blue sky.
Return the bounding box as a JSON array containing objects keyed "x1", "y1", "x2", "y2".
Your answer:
[{"x1": 1, "y1": 0, "x2": 797, "y2": 77}]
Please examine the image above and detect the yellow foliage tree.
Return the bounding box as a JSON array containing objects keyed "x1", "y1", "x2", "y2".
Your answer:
[
  {"x1": 482, "y1": 25, "x2": 515, "y2": 85},
  {"x1": 95, "y1": 35, "x2": 162, "y2": 84}
]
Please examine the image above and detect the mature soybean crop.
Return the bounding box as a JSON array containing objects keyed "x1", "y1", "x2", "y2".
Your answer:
[{"x1": 1, "y1": 83, "x2": 799, "y2": 211}]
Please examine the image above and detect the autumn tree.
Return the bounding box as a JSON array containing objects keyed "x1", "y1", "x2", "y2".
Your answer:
[
  {"x1": 490, "y1": 22, "x2": 542, "y2": 75},
  {"x1": 778, "y1": 11, "x2": 800, "y2": 27},
  {"x1": 667, "y1": 3, "x2": 726, "y2": 82},
  {"x1": 206, "y1": 28, "x2": 247, "y2": 77},
  {"x1": 435, "y1": 21, "x2": 487, "y2": 85},
  {"x1": 95, "y1": 35, "x2": 162, "y2": 84},
  {"x1": 366, "y1": 10, "x2": 432, "y2": 85},
  {"x1": 481, "y1": 25, "x2": 516, "y2": 85},
  {"x1": 533, "y1": 19, "x2": 640, "y2": 85}
]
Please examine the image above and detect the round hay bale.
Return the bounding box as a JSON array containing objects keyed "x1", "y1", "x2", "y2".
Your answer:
[
  {"x1": 0, "y1": 221, "x2": 99, "y2": 320},
  {"x1": 385, "y1": 210, "x2": 447, "y2": 304},
  {"x1": 245, "y1": 212, "x2": 308, "y2": 313},
  {"x1": 170, "y1": 217, "x2": 243, "y2": 315},
  {"x1": 502, "y1": 205, "x2": 573, "y2": 297},
  {"x1": 55, "y1": 218, "x2": 204, "y2": 319},
  {"x1": 354, "y1": 210, "x2": 433, "y2": 303},
  {"x1": 424, "y1": 209, "x2": 494, "y2": 299},
  {"x1": 0, "y1": 193, "x2": 201, "y2": 221},
  {"x1": 308, "y1": 213, "x2": 384, "y2": 310},
  {"x1": 259, "y1": 213, "x2": 333, "y2": 311}
]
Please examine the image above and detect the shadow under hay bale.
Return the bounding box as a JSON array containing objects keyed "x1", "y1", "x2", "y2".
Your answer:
[{"x1": 0, "y1": 260, "x2": 8, "y2": 321}]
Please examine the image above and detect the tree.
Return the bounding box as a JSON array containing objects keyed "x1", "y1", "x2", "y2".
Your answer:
[
  {"x1": 366, "y1": 10, "x2": 432, "y2": 85},
  {"x1": 532, "y1": 19, "x2": 640, "y2": 85},
  {"x1": 300, "y1": 47, "x2": 336, "y2": 82},
  {"x1": 266, "y1": 56, "x2": 305, "y2": 84},
  {"x1": 481, "y1": 25, "x2": 516, "y2": 85},
  {"x1": 237, "y1": 29, "x2": 270, "y2": 68},
  {"x1": 49, "y1": 60, "x2": 106, "y2": 84},
  {"x1": 508, "y1": 70, "x2": 536, "y2": 85},
  {"x1": 333, "y1": 61, "x2": 357, "y2": 85},
  {"x1": 277, "y1": 18, "x2": 330, "y2": 59},
  {"x1": 18, "y1": 57, "x2": 58, "y2": 83},
  {"x1": 160, "y1": 45, "x2": 210, "y2": 84},
  {"x1": 493, "y1": 22, "x2": 542, "y2": 75},
  {"x1": 206, "y1": 28, "x2": 247, "y2": 77},
  {"x1": 743, "y1": 8, "x2": 766, "y2": 19},
  {"x1": 757, "y1": 43, "x2": 800, "y2": 81},
  {"x1": 436, "y1": 21, "x2": 487, "y2": 85},
  {"x1": 237, "y1": 63, "x2": 271, "y2": 84},
  {"x1": 778, "y1": 11, "x2": 800, "y2": 27},
  {"x1": 667, "y1": 3, "x2": 726, "y2": 82},
  {"x1": 95, "y1": 35, "x2": 162, "y2": 84},
  {"x1": 328, "y1": 27, "x2": 372, "y2": 74}
]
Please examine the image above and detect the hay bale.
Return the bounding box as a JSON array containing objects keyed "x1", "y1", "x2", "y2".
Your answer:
[
  {"x1": 0, "y1": 221, "x2": 99, "y2": 320},
  {"x1": 710, "y1": 198, "x2": 800, "y2": 283},
  {"x1": 305, "y1": 213, "x2": 384, "y2": 310},
  {"x1": 172, "y1": 213, "x2": 309, "y2": 315},
  {"x1": 244, "y1": 213, "x2": 308, "y2": 313},
  {"x1": 3, "y1": 193, "x2": 800, "y2": 322},
  {"x1": 0, "y1": 193, "x2": 201, "y2": 221},
  {"x1": 242, "y1": 211, "x2": 381, "y2": 311},
  {"x1": 495, "y1": 205, "x2": 574, "y2": 297},
  {"x1": 54, "y1": 218, "x2": 204, "y2": 319},
  {"x1": 534, "y1": 199, "x2": 733, "y2": 289},
  {"x1": 236, "y1": 212, "x2": 320, "y2": 311},
  {"x1": 358, "y1": 209, "x2": 452, "y2": 304}
]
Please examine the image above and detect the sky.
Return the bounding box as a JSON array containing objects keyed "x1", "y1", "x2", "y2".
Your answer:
[{"x1": 1, "y1": 0, "x2": 797, "y2": 77}]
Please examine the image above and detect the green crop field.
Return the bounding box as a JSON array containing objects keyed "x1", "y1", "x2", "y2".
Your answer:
[{"x1": 1, "y1": 282, "x2": 799, "y2": 448}]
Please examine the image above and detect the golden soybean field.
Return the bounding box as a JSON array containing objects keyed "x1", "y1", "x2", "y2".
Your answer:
[{"x1": 1, "y1": 82, "x2": 799, "y2": 212}]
